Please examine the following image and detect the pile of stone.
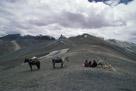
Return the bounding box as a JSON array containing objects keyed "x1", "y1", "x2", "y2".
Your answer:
[{"x1": 97, "y1": 60, "x2": 116, "y2": 72}]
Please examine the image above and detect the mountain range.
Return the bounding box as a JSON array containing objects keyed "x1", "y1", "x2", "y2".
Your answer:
[
  {"x1": 0, "y1": 34, "x2": 55, "y2": 41},
  {"x1": 0, "y1": 33, "x2": 136, "y2": 66},
  {"x1": 0, "y1": 33, "x2": 136, "y2": 91}
]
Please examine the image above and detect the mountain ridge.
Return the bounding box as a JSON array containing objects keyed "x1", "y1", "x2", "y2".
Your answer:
[
  {"x1": 0, "y1": 34, "x2": 55, "y2": 41},
  {"x1": 0, "y1": 33, "x2": 136, "y2": 67}
]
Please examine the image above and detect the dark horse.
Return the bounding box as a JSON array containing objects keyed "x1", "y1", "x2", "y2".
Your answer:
[
  {"x1": 52, "y1": 57, "x2": 63, "y2": 69},
  {"x1": 24, "y1": 58, "x2": 40, "y2": 71}
]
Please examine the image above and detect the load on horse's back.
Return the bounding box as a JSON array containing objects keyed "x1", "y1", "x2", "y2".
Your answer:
[
  {"x1": 24, "y1": 56, "x2": 40, "y2": 71},
  {"x1": 55, "y1": 57, "x2": 62, "y2": 62}
]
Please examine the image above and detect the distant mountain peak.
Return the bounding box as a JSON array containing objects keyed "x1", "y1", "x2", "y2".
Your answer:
[{"x1": 59, "y1": 34, "x2": 67, "y2": 40}]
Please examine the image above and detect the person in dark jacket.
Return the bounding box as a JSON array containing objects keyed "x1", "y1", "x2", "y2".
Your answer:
[
  {"x1": 91, "y1": 60, "x2": 97, "y2": 67},
  {"x1": 88, "y1": 61, "x2": 92, "y2": 67}
]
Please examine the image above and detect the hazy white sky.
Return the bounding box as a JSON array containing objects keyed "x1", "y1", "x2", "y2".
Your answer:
[{"x1": 0, "y1": 0, "x2": 136, "y2": 43}]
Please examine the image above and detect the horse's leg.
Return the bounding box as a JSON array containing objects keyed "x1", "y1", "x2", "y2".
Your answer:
[
  {"x1": 36, "y1": 64, "x2": 39, "y2": 70},
  {"x1": 52, "y1": 60, "x2": 55, "y2": 69},
  {"x1": 36, "y1": 61, "x2": 40, "y2": 70},
  {"x1": 61, "y1": 61, "x2": 63, "y2": 68},
  {"x1": 53, "y1": 62, "x2": 55, "y2": 69},
  {"x1": 38, "y1": 63, "x2": 40, "y2": 69},
  {"x1": 29, "y1": 64, "x2": 32, "y2": 71}
]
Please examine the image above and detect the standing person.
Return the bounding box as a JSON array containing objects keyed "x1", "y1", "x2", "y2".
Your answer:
[{"x1": 84, "y1": 60, "x2": 88, "y2": 67}]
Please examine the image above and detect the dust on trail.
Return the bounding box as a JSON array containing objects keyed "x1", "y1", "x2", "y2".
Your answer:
[{"x1": 11, "y1": 40, "x2": 20, "y2": 51}]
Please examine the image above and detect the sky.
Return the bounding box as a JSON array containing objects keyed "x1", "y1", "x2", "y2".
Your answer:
[{"x1": 0, "y1": 0, "x2": 136, "y2": 43}]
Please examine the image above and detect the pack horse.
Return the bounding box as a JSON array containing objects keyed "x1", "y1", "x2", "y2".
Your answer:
[
  {"x1": 24, "y1": 56, "x2": 40, "y2": 71},
  {"x1": 52, "y1": 56, "x2": 69, "y2": 69}
]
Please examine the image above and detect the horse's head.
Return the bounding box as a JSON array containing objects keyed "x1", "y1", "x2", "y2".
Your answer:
[
  {"x1": 24, "y1": 58, "x2": 30, "y2": 63},
  {"x1": 64, "y1": 56, "x2": 70, "y2": 62}
]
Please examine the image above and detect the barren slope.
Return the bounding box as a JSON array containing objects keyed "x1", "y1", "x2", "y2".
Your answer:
[
  {"x1": 0, "y1": 44, "x2": 136, "y2": 91},
  {"x1": 0, "y1": 34, "x2": 136, "y2": 91}
]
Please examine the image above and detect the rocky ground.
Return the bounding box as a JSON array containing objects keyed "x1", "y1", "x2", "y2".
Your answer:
[{"x1": 0, "y1": 47, "x2": 136, "y2": 91}]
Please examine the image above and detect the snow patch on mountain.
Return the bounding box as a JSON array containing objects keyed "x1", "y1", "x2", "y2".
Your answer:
[{"x1": 39, "y1": 48, "x2": 69, "y2": 59}]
